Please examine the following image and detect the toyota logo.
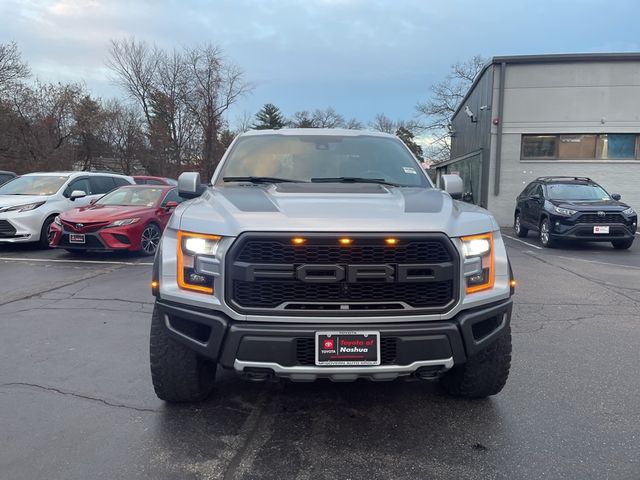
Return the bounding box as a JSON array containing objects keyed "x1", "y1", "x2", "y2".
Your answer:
[
  {"x1": 75, "y1": 223, "x2": 84, "y2": 229},
  {"x1": 597, "y1": 211, "x2": 606, "y2": 217}
]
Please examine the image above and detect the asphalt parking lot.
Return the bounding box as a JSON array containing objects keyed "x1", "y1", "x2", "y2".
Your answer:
[{"x1": 1, "y1": 233, "x2": 639, "y2": 480}]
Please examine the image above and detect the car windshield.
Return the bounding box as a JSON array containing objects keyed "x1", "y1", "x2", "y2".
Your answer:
[
  {"x1": 217, "y1": 134, "x2": 430, "y2": 188},
  {"x1": 96, "y1": 187, "x2": 164, "y2": 207},
  {"x1": 0, "y1": 175, "x2": 68, "y2": 196},
  {"x1": 547, "y1": 183, "x2": 610, "y2": 201}
]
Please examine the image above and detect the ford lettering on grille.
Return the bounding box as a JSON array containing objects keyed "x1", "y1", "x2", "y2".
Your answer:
[{"x1": 225, "y1": 233, "x2": 460, "y2": 315}]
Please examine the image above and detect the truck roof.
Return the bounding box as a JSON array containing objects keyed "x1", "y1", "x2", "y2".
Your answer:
[{"x1": 240, "y1": 128, "x2": 396, "y2": 138}]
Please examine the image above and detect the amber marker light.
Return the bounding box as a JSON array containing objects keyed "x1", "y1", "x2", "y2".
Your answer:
[
  {"x1": 151, "y1": 281, "x2": 159, "y2": 289},
  {"x1": 385, "y1": 238, "x2": 399, "y2": 245},
  {"x1": 510, "y1": 279, "x2": 517, "y2": 289},
  {"x1": 339, "y1": 237, "x2": 353, "y2": 246},
  {"x1": 291, "y1": 237, "x2": 306, "y2": 245}
]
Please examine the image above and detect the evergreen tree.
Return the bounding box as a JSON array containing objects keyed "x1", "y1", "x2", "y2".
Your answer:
[
  {"x1": 396, "y1": 126, "x2": 424, "y2": 161},
  {"x1": 252, "y1": 103, "x2": 286, "y2": 130}
]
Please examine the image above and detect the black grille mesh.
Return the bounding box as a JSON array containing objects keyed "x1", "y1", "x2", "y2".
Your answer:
[
  {"x1": 578, "y1": 213, "x2": 625, "y2": 224},
  {"x1": 236, "y1": 240, "x2": 452, "y2": 264},
  {"x1": 233, "y1": 280, "x2": 453, "y2": 308},
  {"x1": 228, "y1": 234, "x2": 458, "y2": 314}
]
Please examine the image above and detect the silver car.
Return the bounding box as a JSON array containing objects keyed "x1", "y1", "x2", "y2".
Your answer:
[{"x1": 0, "y1": 171, "x2": 134, "y2": 247}]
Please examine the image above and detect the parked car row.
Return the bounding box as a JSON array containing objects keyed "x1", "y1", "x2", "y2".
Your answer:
[
  {"x1": 0, "y1": 171, "x2": 179, "y2": 254},
  {"x1": 514, "y1": 176, "x2": 637, "y2": 249}
]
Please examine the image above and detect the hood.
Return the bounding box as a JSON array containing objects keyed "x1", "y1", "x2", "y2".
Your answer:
[
  {"x1": 0, "y1": 195, "x2": 49, "y2": 208},
  {"x1": 177, "y1": 183, "x2": 498, "y2": 237},
  {"x1": 61, "y1": 204, "x2": 155, "y2": 223},
  {"x1": 552, "y1": 199, "x2": 629, "y2": 211}
]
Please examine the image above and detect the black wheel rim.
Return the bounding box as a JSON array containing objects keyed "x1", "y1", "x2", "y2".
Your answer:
[{"x1": 141, "y1": 226, "x2": 160, "y2": 254}]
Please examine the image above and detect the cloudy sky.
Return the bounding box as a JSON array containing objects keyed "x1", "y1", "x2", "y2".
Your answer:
[{"x1": 2, "y1": 0, "x2": 639, "y2": 127}]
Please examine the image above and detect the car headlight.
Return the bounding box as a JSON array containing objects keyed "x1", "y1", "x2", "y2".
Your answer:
[
  {"x1": 461, "y1": 232, "x2": 494, "y2": 294},
  {"x1": 105, "y1": 217, "x2": 140, "y2": 228},
  {"x1": 3, "y1": 201, "x2": 46, "y2": 213},
  {"x1": 552, "y1": 206, "x2": 577, "y2": 216},
  {"x1": 177, "y1": 231, "x2": 221, "y2": 294},
  {"x1": 54, "y1": 215, "x2": 61, "y2": 226},
  {"x1": 622, "y1": 207, "x2": 636, "y2": 216}
]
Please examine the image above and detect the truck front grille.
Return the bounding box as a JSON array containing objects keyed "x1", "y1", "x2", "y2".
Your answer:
[
  {"x1": 225, "y1": 233, "x2": 459, "y2": 316},
  {"x1": 578, "y1": 213, "x2": 625, "y2": 224}
]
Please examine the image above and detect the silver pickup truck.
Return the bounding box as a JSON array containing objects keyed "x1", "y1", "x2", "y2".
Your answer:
[{"x1": 150, "y1": 129, "x2": 514, "y2": 402}]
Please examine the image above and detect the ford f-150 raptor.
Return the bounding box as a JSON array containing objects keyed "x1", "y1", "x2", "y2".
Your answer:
[{"x1": 150, "y1": 129, "x2": 514, "y2": 402}]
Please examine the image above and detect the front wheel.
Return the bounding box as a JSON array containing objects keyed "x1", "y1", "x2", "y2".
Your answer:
[
  {"x1": 140, "y1": 223, "x2": 161, "y2": 256},
  {"x1": 612, "y1": 238, "x2": 634, "y2": 250},
  {"x1": 39, "y1": 216, "x2": 56, "y2": 249},
  {"x1": 149, "y1": 305, "x2": 217, "y2": 403},
  {"x1": 514, "y1": 213, "x2": 529, "y2": 238},
  {"x1": 539, "y1": 218, "x2": 555, "y2": 248},
  {"x1": 440, "y1": 327, "x2": 512, "y2": 398}
]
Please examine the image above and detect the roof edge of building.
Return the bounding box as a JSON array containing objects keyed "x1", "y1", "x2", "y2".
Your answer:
[{"x1": 452, "y1": 52, "x2": 640, "y2": 120}]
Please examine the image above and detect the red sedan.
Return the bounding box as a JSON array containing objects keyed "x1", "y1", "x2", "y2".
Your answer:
[{"x1": 49, "y1": 185, "x2": 181, "y2": 255}]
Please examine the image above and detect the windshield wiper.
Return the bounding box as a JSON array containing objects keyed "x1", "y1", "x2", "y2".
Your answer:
[
  {"x1": 311, "y1": 177, "x2": 400, "y2": 187},
  {"x1": 223, "y1": 176, "x2": 303, "y2": 184}
]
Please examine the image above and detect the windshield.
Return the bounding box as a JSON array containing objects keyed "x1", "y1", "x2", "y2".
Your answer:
[
  {"x1": 96, "y1": 187, "x2": 164, "y2": 207},
  {"x1": 217, "y1": 134, "x2": 430, "y2": 188},
  {"x1": 547, "y1": 183, "x2": 610, "y2": 201},
  {"x1": 0, "y1": 175, "x2": 68, "y2": 196}
]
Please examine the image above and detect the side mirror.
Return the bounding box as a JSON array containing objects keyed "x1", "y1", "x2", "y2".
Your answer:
[
  {"x1": 70, "y1": 190, "x2": 86, "y2": 201},
  {"x1": 178, "y1": 172, "x2": 202, "y2": 199},
  {"x1": 439, "y1": 174, "x2": 463, "y2": 200},
  {"x1": 611, "y1": 193, "x2": 621, "y2": 201},
  {"x1": 164, "y1": 201, "x2": 178, "y2": 211}
]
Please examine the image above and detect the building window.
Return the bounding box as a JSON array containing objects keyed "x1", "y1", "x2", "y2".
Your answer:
[
  {"x1": 521, "y1": 134, "x2": 640, "y2": 160},
  {"x1": 558, "y1": 135, "x2": 596, "y2": 160},
  {"x1": 521, "y1": 135, "x2": 556, "y2": 159}
]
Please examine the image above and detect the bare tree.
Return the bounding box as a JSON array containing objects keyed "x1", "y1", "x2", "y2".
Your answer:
[
  {"x1": 289, "y1": 110, "x2": 316, "y2": 128},
  {"x1": 312, "y1": 107, "x2": 345, "y2": 128},
  {"x1": 344, "y1": 117, "x2": 363, "y2": 130},
  {"x1": 7, "y1": 81, "x2": 82, "y2": 172},
  {"x1": 369, "y1": 113, "x2": 396, "y2": 134},
  {"x1": 103, "y1": 99, "x2": 147, "y2": 175},
  {"x1": 183, "y1": 44, "x2": 251, "y2": 177},
  {"x1": 415, "y1": 55, "x2": 487, "y2": 161},
  {"x1": 0, "y1": 41, "x2": 30, "y2": 95},
  {"x1": 106, "y1": 38, "x2": 159, "y2": 130}
]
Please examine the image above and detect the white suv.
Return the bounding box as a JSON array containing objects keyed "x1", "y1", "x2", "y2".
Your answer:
[{"x1": 0, "y1": 171, "x2": 134, "y2": 247}]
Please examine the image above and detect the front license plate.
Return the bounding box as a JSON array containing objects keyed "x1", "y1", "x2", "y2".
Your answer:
[
  {"x1": 593, "y1": 226, "x2": 610, "y2": 234},
  {"x1": 69, "y1": 233, "x2": 86, "y2": 244},
  {"x1": 315, "y1": 331, "x2": 380, "y2": 366}
]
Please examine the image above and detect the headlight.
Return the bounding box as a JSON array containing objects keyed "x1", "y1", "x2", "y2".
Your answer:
[
  {"x1": 552, "y1": 206, "x2": 577, "y2": 216},
  {"x1": 105, "y1": 218, "x2": 140, "y2": 228},
  {"x1": 54, "y1": 215, "x2": 61, "y2": 226},
  {"x1": 461, "y1": 232, "x2": 494, "y2": 294},
  {"x1": 177, "y1": 231, "x2": 221, "y2": 294},
  {"x1": 623, "y1": 207, "x2": 636, "y2": 216},
  {"x1": 3, "y1": 201, "x2": 46, "y2": 213}
]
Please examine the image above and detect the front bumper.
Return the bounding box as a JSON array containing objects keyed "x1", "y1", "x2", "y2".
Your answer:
[
  {"x1": 50, "y1": 223, "x2": 138, "y2": 251},
  {"x1": 0, "y1": 212, "x2": 44, "y2": 243},
  {"x1": 154, "y1": 297, "x2": 513, "y2": 382},
  {"x1": 550, "y1": 223, "x2": 636, "y2": 241}
]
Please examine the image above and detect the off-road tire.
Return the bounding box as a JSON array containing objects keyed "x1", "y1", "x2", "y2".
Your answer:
[
  {"x1": 440, "y1": 326, "x2": 512, "y2": 398},
  {"x1": 539, "y1": 218, "x2": 555, "y2": 248},
  {"x1": 150, "y1": 305, "x2": 216, "y2": 403},
  {"x1": 39, "y1": 215, "x2": 56, "y2": 249},
  {"x1": 514, "y1": 212, "x2": 528, "y2": 238},
  {"x1": 612, "y1": 238, "x2": 634, "y2": 250}
]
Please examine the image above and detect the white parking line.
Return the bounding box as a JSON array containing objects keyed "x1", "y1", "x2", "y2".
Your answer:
[
  {"x1": 502, "y1": 234, "x2": 544, "y2": 250},
  {"x1": 0, "y1": 257, "x2": 153, "y2": 266}
]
